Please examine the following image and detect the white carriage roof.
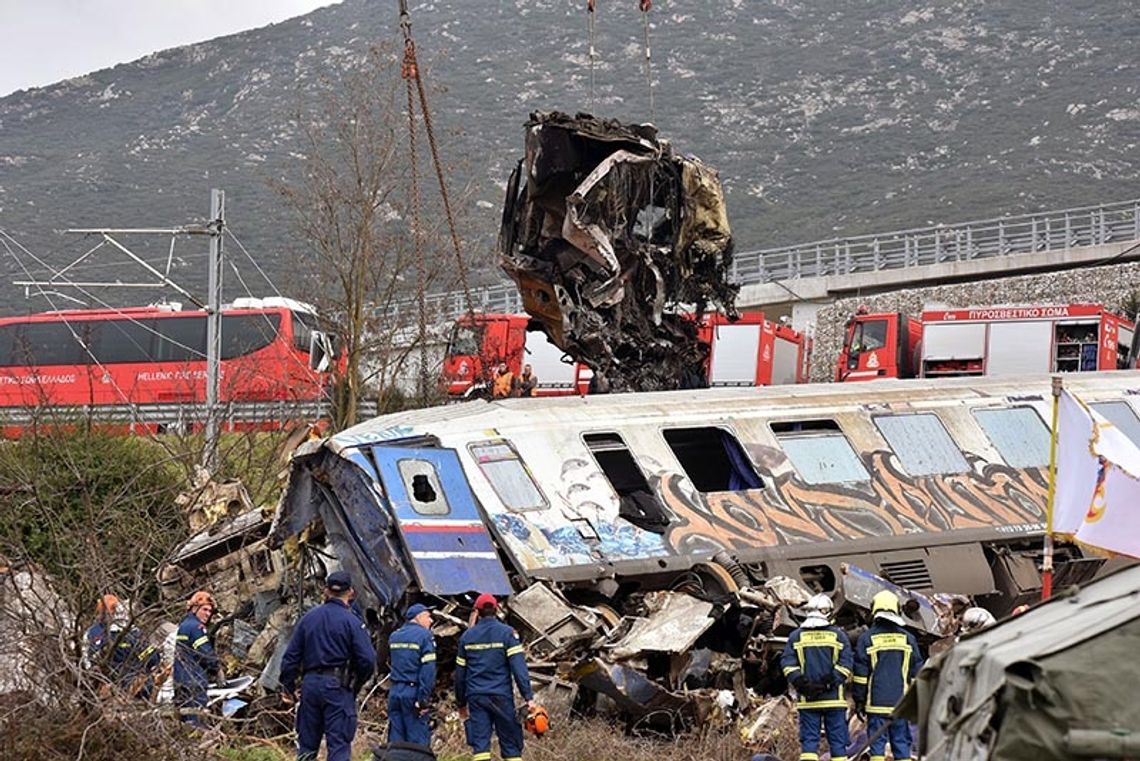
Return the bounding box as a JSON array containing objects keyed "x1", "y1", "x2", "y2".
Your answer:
[{"x1": 326, "y1": 371, "x2": 1140, "y2": 453}]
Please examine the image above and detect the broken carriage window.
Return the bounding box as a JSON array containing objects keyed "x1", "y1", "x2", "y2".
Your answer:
[
  {"x1": 662, "y1": 427, "x2": 764, "y2": 492},
  {"x1": 873, "y1": 413, "x2": 969, "y2": 476},
  {"x1": 396, "y1": 459, "x2": 451, "y2": 516},
  {"x1": 469, "y1": 441, "x2": 547, "y2": 512},
  {"x1": 973, "y1": 407, "x2": 1051, "y2": 468},
  {"x1": 1090, "y1": 401, "x2": 1140, "y2": 447},
  {"x1": 771, "y1": 420, "x2": 871, "y2": 485},
  {"x1": 583, "y1": 432, "x2": 671, "y2": 534}
]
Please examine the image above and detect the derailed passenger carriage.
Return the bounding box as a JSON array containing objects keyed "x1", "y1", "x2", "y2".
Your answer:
[{"x1": 271, "y1": 372, "x2": 1136, "y2": 624}]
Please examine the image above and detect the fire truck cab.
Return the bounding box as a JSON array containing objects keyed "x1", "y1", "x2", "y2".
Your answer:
[
  {"x1": 443, "y1": 311, "x2": 809, "y2": 397},
  {"x1": 838, "y1": 304, "x2": 1137, "y2": 382}
]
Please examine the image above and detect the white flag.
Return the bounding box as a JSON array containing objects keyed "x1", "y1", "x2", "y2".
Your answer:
[
  {"x1": 1054, "y1": 389, "x2": 1140, "y2": 559},
  {"x1": 1054, "y1": 391, "x2": 1099, "y2": 536}
]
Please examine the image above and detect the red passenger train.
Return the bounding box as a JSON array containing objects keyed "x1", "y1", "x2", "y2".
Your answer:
[{"x1": 0, "y1": 298, "x2": 335, "y2": 422}]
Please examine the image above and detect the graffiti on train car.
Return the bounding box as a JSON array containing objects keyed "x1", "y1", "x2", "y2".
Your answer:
[
  {"x1": 660, "y1": 450, "x2": 1047, "y2": 552},
  {"x1": 495, "y1": 444, "x2": 1049, "y2": 564}
]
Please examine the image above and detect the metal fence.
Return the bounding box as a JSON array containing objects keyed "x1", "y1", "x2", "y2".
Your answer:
[
  {"x1": 0, "y1": 399, "x2": 379, "y2": 427},
  {"x1": 733, "y1": 197, "x2": 1140, "y2": 283},
  {"x1": 390, "y1": 197, "x2": 1140, "y2": 318}
]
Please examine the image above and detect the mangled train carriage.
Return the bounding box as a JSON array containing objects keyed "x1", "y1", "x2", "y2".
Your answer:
[{"x1": 270, "y1": 372, "x2": 1134, "y2": 640}]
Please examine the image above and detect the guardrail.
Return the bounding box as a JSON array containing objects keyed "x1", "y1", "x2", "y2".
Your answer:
[
  {"x1": 0, "y1": 399, "x2": 379, "y2": 427},
  {"x1": 391, "y1": 198, "x2": 1140, "y2": 318},
  {"x1": 733, "y1": 197, "x2": 1140, "y2": 283}
]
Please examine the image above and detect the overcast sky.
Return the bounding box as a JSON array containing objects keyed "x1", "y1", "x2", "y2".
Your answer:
[{"x1": 0, "y1": 0, "x2": 342, "y2": 97}]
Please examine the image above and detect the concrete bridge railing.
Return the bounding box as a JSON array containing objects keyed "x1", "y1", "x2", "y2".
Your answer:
[{"x1": 387, "y1": 197, "x2": 1140, "y2": 319}]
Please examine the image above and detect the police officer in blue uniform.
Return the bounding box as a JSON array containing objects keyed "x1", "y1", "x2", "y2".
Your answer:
[
  {"x1": 280, "y1": 571, "x2": 377, "y2": 761},
  {"x1": 852, "y1": 591, "x2": 924, "y2": 761},
  {"x1": 781, "y1": 594, "x2": 854, "y2": 761},
  {"x1": 174, "y1": 590, "x2": 220, "y2": 722},
  {"x1": 455, "y1": 593, "x2": 537, "y2": 761},
  {"x1": 387, "y1": 602, "x2": 437, "y2": 746}
]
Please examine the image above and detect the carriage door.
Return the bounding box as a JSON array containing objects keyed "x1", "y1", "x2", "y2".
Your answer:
[{"x1": 369, "y1": 447, "x2": 511, "y2": 595}]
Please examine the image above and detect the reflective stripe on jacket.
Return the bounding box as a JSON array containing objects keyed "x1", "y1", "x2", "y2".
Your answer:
[
  {"x1": 780, "y1": 624, "x2": 854, "y2": 710},
  {"x1": 388, "y1": 621, "x2": 437, "y2": 705},
  {"x1": 173, "y1": 614, "x2": 218, "y2": 690},
  {"x1": 852, "y1": 619, "x2": 923, "y2": 714},
  {"x1": 455, "y1": 617, "x2": 532, "y2": 705}
]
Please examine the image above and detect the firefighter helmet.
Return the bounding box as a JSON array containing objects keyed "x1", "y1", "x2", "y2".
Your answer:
[
  {"x1": 95, "y1": 594, "x2": 120, "y2": 618},
  {"x1": 960, "y1": 607, "x2": 996, "y2": 633},
  {"x1": 524, "y1": 704, "x2": 550, "y2": 736},
  {"x1": 186, "y1": 590, "x2": 216, "y2": 612},
  {"x1": 871, "y1": 590, "x2": 906, "y2": 625},
  {"x1": 804, "y1": 593, "x2": 834, "y2": 616}
]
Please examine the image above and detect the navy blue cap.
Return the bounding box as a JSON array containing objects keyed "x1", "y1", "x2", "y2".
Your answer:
[
  {"x1": 405, "y1": 603, "x2": 431, "y2": 620},
  {"x1": 325, "y1": 571, "x2": 352, "y2": 592}
]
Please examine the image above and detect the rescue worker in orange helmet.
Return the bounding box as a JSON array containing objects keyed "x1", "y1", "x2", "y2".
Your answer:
[
  {"x1": 174, "y1": 590, "x2": 220, "y2": 723},
  {"x1": 83, "y1": 594, "x2": 159, "y2": 696}
]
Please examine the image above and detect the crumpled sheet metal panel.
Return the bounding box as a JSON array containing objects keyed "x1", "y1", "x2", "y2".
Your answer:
[
  {"x1": 573, "y1": 658, "x2": 694, "y2": 718},
  {"x1": 271, "y1": 449, "x2": 412, "y2": 611},
  {"x1": 498, "y1": 110, "x2": 739, "y2": 392},
  {"x1": 841, "y1": 562, "x2": 949, "y2": 637},
  {"x1": 608, "y1": 592, "x2": 715, "y2": 659}
]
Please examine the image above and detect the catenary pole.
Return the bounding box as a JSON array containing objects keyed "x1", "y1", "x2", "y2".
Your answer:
[
  {"x1": 204, "y1": 189, "x2": 225, "y2": 472},
  {"x1": 1042, "y1": 375, "x2": 1062, "y2": 600}
]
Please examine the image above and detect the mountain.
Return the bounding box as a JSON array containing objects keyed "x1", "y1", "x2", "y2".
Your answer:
[{"x1": 1, "y1": 0, "x2": 1137, "y2": 314}]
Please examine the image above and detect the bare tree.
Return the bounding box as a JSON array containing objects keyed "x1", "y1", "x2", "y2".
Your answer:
[{"x1": 276, "y1": 43, "x2": 460, "y2": 430}]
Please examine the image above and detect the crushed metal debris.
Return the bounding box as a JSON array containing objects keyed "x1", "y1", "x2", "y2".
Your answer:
[{"x1": 497, "y1": 110, "x2": 739, "y2": 392}]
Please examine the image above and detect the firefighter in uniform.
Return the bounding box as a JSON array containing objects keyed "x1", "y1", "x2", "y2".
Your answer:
[
  {"x1": 280, "y1": 571, "x2": 377, "y2": 761},
  {"x1": 174, "y1": 590, "x2": 220, "y2": 722},
  {"x1": 85, "y1": 594, "x2": 162, "y2": 697},
  {"x1": 387, "y1": 602, "x2": 437, "y2": 746},
  {"x1": 455, "y1": 593, "x2": 537, "y2": 761},
  {"x1": 781, "y1": 594, "x2": 853, "y2": 761},
  {"x1": 852, "y1": 591, "x2": 923, "y2": 761}
]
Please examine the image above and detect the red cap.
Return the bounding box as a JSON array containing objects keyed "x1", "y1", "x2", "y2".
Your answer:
[{"x1": 474, "y1": 593, "x2": 499, "y2": 611}]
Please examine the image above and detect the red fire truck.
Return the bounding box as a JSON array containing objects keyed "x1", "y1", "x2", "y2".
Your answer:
[
  {"x1": 0, "y1": 297, "x2": 337, "y2": 419},
  {"x1": 443, "y1": 311, "x2": 810, "y2": 397},
  {"x1": 837, "y1": 303, "x2": 1138, "y2": 382}
]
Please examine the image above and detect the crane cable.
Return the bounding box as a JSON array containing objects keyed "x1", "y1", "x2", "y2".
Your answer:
[
  {"x1": 587, "y1": 0, "x2": 597, "y2": 106},
  {"x1": 586, "y1": 2, "x2": 655, "y2": 118},
  {"x1": 640, "y1": 0, "x2": 655, "y2": 121},
  {"x1": 398, "y1": 1, "x2": 476, "y2": 401}
]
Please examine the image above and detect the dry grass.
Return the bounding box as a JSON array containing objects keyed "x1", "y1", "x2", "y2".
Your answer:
[{"x1": 351, "y1": 709, "x2": 795, "y2": 761}]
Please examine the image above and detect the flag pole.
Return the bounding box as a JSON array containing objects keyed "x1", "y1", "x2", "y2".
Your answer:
[{"x1": 1042, "y1": 376, "x2": 1062, "y2": 601}]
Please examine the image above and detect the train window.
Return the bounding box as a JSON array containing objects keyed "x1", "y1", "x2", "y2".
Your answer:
[
  {"x1": 291, "y1": 311, "x2": 315, "y2": 353},
  {"x1": 584, "y1": 432, "x2": 671, "y2": 533},
  {"x1": 1090, "y1": 402, "x2": 1140, "y2": 447},
  {"x1": 469, "y1": 441, "x2": 547, "y2": 512},
  {"x1": 92, "y1": 319, "x2": 157, "y2": 363},
  {"x1": 396, "y1": 459, "x2": 450, "y2": 515},
  {"x1": 973, "y1": 407, "x2": 1050, "y2": 467},
  {"x1": 221, "y1": 314, "x2": 281, "y2": 360},
  {"x1": 0, "y1": 322, "x2": 86, "y2": 366},
  {"x1": 873, "y1": 413, "x2": 969, "y2": 476},
  {"x1": 772, "y1": 419, "x2": 870, "y2": 484},
  {"x1": 153, "y1": 316, "x2": 206, "y2": 362},
  {"x1": 662, "y1": 427, "x2": 764, "y2": 492}
]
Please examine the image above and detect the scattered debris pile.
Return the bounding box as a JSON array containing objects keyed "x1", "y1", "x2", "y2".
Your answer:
[
  {"x1": 149, "y1": 475, "x2": 1009, "y2": 752},
  {"x1": 0, "y1": 557, "x2": 75, "y2": 700},
  {"x1": 497, "y1": 110, "x2": 739, "y2": 392}
]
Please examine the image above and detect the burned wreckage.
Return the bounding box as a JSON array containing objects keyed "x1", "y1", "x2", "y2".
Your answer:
[
  {"x1": 235, "y1": 372, "x2": 1123, "y2": 728},
  {"x1": 497, "y1": 111, "x2": 739, "y2": 392}
]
